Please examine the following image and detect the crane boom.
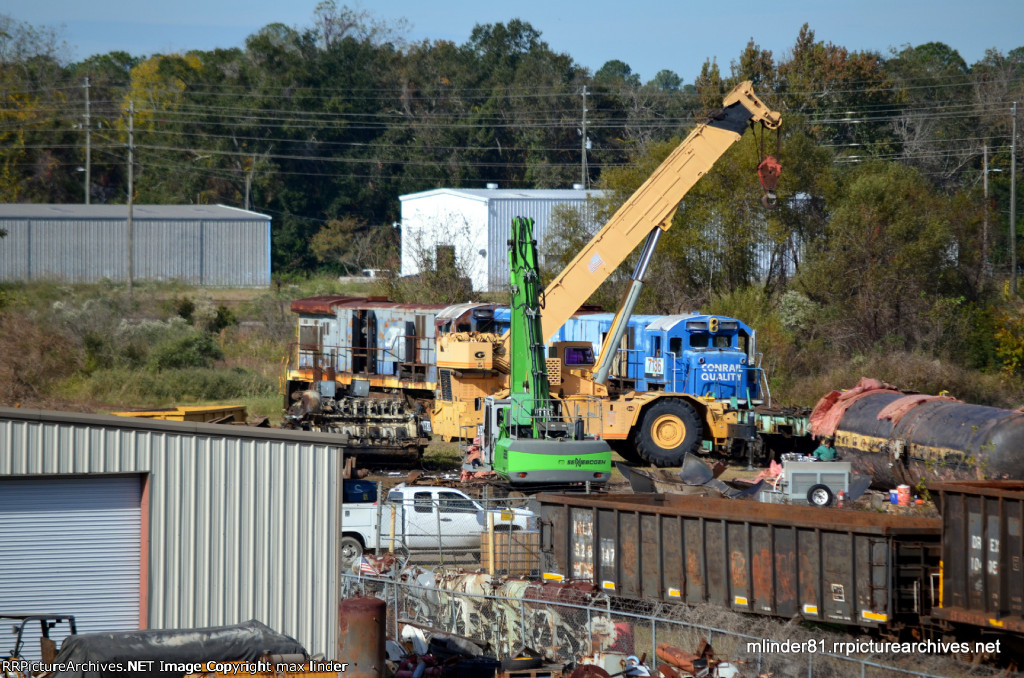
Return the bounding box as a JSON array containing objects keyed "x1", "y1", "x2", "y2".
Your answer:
[{"x1": 540, "y1": 81, "x2": 781, "y2": 343}]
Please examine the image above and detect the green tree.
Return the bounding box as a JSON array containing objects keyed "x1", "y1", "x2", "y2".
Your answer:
[
  {"x1": 648, "y1": 69, "x2": 682, "y2": 92},
  {"x1": 310, "y1": 216, "x2": 398, "y2": 274},
  {"x1": 595, "y1": 59, "x2": 641, "y2": 87},
  {"x1": 776, "y1": 24, "x2": 892, "y2": 149},
  {"x1": 793, "y1": 160, "x2": 964, "y2": 351},
  {"x1": 0, "y1": 14, "x2": 74, "y2": 203},
  {"x1": 693, "y1": 58, "x2": 726, "y2": 114},
  {"x1": 885, "y1": 42, "x2": 974, "y2": 188},
  {"x1": 731, "y1": 39, "x2": 776, "y2": 91}
]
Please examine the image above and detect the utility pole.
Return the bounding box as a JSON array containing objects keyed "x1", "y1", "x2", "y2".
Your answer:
[
  {"x1": 580, "y1": 86, "x2": 589, "y2": 189},
  {"x1": 1012, "y1": 102, "x2": 1018, "y2": 296},
  {"x1": 83, "y1": 77, "x2": 90, "y2": 205},
  {"x1": 983, "y1": 143, "x2": 989, "y2": 276},
  {"x1": 127, "y1": 100, "x2": 135, "y2": 294},
  {"x1": 244, "y1": 155, "x2": 254, "y2": 211}
]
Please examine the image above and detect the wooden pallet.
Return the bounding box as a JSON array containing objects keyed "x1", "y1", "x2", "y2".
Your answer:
[{"x1": 499, "y1": 664, "x2": 564, "y2": 678}]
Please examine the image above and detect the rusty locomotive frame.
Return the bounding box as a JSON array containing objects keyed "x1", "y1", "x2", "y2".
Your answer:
[
  {"x1": 281, "y1": 296, "x2": 500, "y2": 464},
  {"x1": 535, "y1": 481, "x2": 1024, "y2": 647}
]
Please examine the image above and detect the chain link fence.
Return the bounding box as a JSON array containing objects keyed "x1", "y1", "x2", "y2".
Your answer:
[
  {"x1": 342, "y1": 485, "x2": 543, "y2": 572},
  {"x1": 340, "y1": 572, "x2": 1004, "y2": 678}
]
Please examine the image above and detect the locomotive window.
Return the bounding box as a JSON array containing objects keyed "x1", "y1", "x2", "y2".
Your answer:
[
  {"x1": 738, "y1": 335, "x2": 749, "y2": 354},
  {"x1": 472, "y1": 308, "x2": 495, "y2": 333},
  {"x1": 564, "y1": 346, "x2": 595, "y2": 366},
  {"x1": 299, "y1": 324, "x2": 320, "y2": 349},
  {"x1": 690, "y1": 334, "x2": 709, "y2": 348},
  {"x1": 719, "y1": 321, "x2": 738, "y2": 331},
  {"x1": 713, "y1": 335, "x2": 731, "y2": 348},
  {"x1": 669, "y1": 338, "x2": 683, "y2": 355},
  {"x1": 685, "y1": 321, "x2": 708, "y2": 330}
]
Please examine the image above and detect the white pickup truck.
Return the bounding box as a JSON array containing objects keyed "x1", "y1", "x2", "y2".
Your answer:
[{"x1": 340, "y1": 483, "x2": 535, "y2": 566}]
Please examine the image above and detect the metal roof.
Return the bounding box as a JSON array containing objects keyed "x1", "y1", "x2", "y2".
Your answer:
[
  {"x1": 0, "y1": 204, "x2": 270, "y2": 220},
  {"x1": 400, "y1": 187, "x2": 605, "y2": 202},
  {"x1": 645, "y1": 314, "x2": 703, "y2": 332},
  {"x1": 290, "y1": 295, "x2": 459, "y2": 316}
]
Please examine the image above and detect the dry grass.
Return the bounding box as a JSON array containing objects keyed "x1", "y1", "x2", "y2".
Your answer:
[
  {"x1": 780, "y1": 350, "x2": 1024, "y2": 409},
  {"x1": 0, "y1": 311, "x2": 85, "y2": 409}
]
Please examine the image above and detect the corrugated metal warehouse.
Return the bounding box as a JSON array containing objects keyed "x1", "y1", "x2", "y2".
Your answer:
[
  {"x1": 0, "y1": 408, "x2": 344, "y2": 658},
  {"x1": 0, "y1": 204, "x2": 271, "y2": 287},
  {"x1": 399, "y1": 186, "x2": 604, "y2": 292}
]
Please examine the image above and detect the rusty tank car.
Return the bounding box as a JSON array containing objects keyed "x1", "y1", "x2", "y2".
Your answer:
[{"x1": 810, "y1": 380, "x2": 1024, "y2": 489}]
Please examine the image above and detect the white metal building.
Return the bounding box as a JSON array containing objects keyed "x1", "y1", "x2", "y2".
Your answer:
[
  {"x1": 399, "y1": 186, "x2": 604, "y2": 292},
  {"x1": 0, "y1": 204, "x2": 271, "y2": 287},
  {"x1": 0, "y1": 408, "x2": 344, "y2": 658}
]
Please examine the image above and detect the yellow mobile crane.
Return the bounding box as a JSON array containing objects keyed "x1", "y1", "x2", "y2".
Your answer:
[{"x1": 433, "y1": 81, "x2": 782, "y2": 466}]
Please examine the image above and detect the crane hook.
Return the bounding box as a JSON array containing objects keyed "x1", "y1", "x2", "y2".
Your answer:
[{"x1": 757, "y1": 155, "x2": 782, "y2": 209}]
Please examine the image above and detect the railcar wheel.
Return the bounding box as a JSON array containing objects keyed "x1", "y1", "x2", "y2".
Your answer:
[
  {"x1": 807, "y1": 484, "x2": 834, "y2": 507},
  {"x1": 635, "y1": 399, "x2": 702, "y2": 467}
]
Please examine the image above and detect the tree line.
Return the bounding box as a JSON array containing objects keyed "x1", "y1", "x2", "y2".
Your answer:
[{"x1": 3, "y1": 4, "x2": 1024, "y2": 403}]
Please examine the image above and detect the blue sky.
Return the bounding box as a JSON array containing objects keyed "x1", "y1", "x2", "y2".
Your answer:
[{"x1": 6, "y1": 0, "x2": 1023, "y2": 81}]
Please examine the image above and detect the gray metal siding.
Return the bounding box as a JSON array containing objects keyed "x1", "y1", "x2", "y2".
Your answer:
[
  {"x1": 0, "y1": 476, "x2": 142, "y2": 659},
  {"x1": 487, "y1": 197, "x2": 597, "y2": 291},
  {"x1": 0, "y1": 215, "x2": 270, "y2": 287},
  {"x1": 0, "y1": 411, "x2": 340, "y2": 657}
]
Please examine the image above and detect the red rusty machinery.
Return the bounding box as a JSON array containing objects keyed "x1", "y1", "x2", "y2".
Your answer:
[
  {"x1": 523, "y1": 580, "x2": 595, "y2": 605},
  {"x1": 339, "y1": 595, "x2": 387, "y2": 678},
  {"x1": 756, "y1": 155, "x2": 782, "y2": 208}
]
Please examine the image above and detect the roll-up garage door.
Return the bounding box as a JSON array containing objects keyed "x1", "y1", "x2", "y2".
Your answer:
[{"x1": 0, "y1": 476, "x2": 142, "y2": 658}]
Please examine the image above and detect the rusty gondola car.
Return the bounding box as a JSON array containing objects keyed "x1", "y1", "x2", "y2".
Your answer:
[{"x1": 536, "y1": 492, "x2": 942, "y2": 635}]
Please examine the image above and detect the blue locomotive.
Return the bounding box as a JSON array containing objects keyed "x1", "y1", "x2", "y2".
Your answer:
[{"x1": 492, "y1": 308, "x2": 764, "y2": 404}]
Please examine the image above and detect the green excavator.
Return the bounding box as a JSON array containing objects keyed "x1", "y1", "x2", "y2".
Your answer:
[{"x1": 472, "y1": 216, "x2": 611, "y2": 486}]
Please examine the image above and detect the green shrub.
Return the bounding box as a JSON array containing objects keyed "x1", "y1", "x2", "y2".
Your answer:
[
  {"x1": 174, "y1": 295, "x2": 196, "y2": 322},
  {"x1": 148, "y1": 332, "x2": 224, "y2": 371}
]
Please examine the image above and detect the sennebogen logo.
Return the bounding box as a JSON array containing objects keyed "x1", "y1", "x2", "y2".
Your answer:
[{"x1": 562, "y1": 457, "x2": 606, "y2": 467}]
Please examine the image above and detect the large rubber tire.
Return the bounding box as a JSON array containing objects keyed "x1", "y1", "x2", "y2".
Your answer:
[
  {"x1": 635, "y1": 399, "x2": 702, "y2": 467},
  {"x1": 609, "y1": 439, "x2": 644, "y2": 464},
  {"x1": 807, "y1": 484, "x2": 834, "y2": 507},
  {"x1": 340, "y1": 536, "x2": 364, "y2": 572}
]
